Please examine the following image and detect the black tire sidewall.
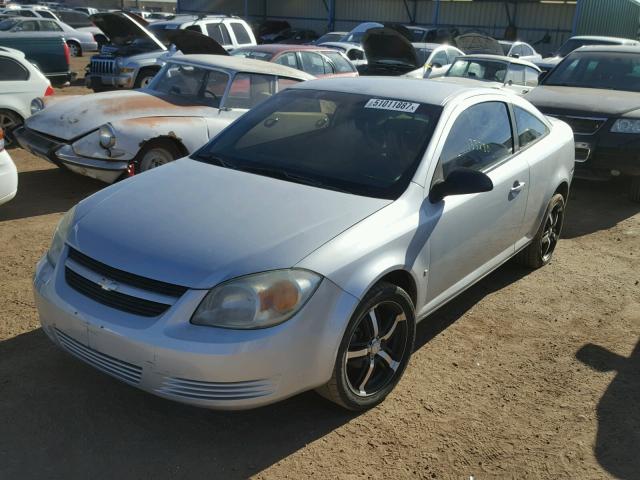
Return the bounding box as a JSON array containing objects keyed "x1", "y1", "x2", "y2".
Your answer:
[
  {"x1": 333, "y1": 283, "x2": 416, "y2": 410},
  {"x1": 535, "y1": 193, "x2": 566, "y2": 266}
]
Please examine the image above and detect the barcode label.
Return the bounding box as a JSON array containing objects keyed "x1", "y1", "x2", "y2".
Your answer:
[{"x1": 364, "y1": 98, "x2": 420, "y2": 112}]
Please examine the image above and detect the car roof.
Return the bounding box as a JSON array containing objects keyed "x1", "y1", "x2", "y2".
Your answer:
[
  {"x1": 319, "y1": 41, "x2": 362, "y2": 49},
  {"x1": 291, "y1": 76, "x2": 501, "y2": 106},
  {"x1": 234, "y1": 44, "x2": 334, "y2": 54},
  {"x1": 458, "y1": 54, "x2": 540, "y2": 70},
  {"x1": 169, "y1": 54, "x2": 315, "y2": 80},
  {"x1": 411, "y1": 42, "x2": 442, "y2": 50},
  {"x1": 153, "y1": 14, "x2": 238, "y2": 26},
  {"x1": 570, "y1": 35, "x2": 638, "y2": 43},
  {"x1": 571, "y1": 44, "x2": 640, "y2": 54}
]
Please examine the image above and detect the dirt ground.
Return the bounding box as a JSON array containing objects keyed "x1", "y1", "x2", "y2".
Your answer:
[{"x1": 0, "y1": 57, "x2": 638, "y2": 480}]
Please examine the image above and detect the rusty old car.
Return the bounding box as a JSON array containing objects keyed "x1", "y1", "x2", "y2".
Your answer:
[{"x1": 15, "y1": 54, "x2": 313, "y2": 183}]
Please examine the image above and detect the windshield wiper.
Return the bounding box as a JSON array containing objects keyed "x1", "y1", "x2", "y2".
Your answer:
[
  {"x1": 237, "y1": 164, "x2": 351, "y2": 193},
  {"x1": 194, "y1": 154, "x2": 237, "y2": 169}
]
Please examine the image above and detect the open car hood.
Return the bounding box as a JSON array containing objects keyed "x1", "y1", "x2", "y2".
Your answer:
[
  {"x1": 90, "y1": 12, "x2": 166, "y2": 51},
  {"x1": 454, "y1": 33, "x2": 503, "y2": 55},
  {"x1": 361, "y1": 26, "x2": 419, "y2": 70},
  {"x1": 163, "y1": 28, "x2": 229, "y2": 55}
]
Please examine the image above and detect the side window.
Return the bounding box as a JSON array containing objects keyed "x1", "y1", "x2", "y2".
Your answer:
[
  {"x1": 0, "y1": 57, "x2": 29, "y2": 81},
  {"x1": 206, "y1": 23, "x2": 231, "y2": 45},
  {"x1": 514, "y1": 106, "x2": 548, "y2": 149},
  {"x1": 274, "y1": 52, "x2": 298, "y2": 69},
  {"x1": 230, "y1": 22, "x2": 251, "y2": 44},
  {"x1": 524, "y1": 67, "x2": 540, "y2": 87},
  {"x1": 299, "y1": 52, "x2": 327, "y2": 76},
  {"x1": 202, "y1": 70, "x2": 229, "y2": 108},
  {"x1": 505, "y1": 63, "x2": 525, "y2": 85},
  {"x1": 521, "y1": 45, "x2": 534, "y2": 56},
  {"x1": 225, "y1": 73, "x2": 276, "y2": 109},
  {"x1": 446, "y1": 48, "x2": 460, "y2": 63},
  {"x1": 323, "y1": 51, "x2": 355, "y2": 73},
  {"x1": 431, "y1": 50, "x2": 448, "y2": 67},
  {"x1": 39, "y1": 20, "x2": 62, "y2": 32},
  {"x1": 439, "y1": 102, "x2": 514, "y2": 178},
  {"x1": 277, "y1": 77, "x2": 301, "y2": 91},
  {"x1": 15, "y1": 20, "x2": 38, "y2": 31},
  {"x1": 19, "y1": 10, "x2": 37, "y2": 17},
  {"x1": 186, "y1": 25, "x2": 202, "y2": 33},
  {"x1": 38, "y1": 10, "x2": 56, "y2": 19}
]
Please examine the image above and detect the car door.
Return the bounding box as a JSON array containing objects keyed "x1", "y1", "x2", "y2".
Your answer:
[
  {"x1": 422, "y1": 100, "x2": 530, "y2": 311},
  {"x1": 0, "y1": 54, "x2": 31, "y2": 112},
  {"x1": 504, "y1": 63, "x2": 532, "y2": 95}
]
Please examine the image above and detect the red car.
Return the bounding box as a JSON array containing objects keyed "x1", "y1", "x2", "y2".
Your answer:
[{"x1": 231, "y1": 44, "x2": 358, "y2": 78}]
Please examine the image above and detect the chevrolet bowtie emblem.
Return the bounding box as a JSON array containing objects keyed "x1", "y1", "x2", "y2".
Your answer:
[{"x1": 98, "y1": 278, "x2": 119, "y2": 292}]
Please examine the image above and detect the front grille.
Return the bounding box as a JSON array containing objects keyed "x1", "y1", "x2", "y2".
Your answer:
[
  {"x1": 55, "y1": 328, "x2": 143, "y2": 384},
  {"x1": 90, "y1": 58, "x2": 115, "y2": 75},
  {"x1": 17, "y1": 127, "x2": 64, "y2": 156},
  {"x1": 157, "y1": 377, "x2": 277, "y2": 401},
  {"x1": 549, "y1": 115, "x2": 607, "y2": 135},
  {"x1": 65, "y1": 268, "x2": 171, "y2": 317},
  {"x1": 68, "y1": 248, "x2": 187, "y2": 297}
]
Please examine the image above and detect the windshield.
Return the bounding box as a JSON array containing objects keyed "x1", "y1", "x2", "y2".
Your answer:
[
  {"x1": 193, "y1": 89, "x2": 442, "y2": 199},
  {"x1": 557, "y1": 39, "x2": 618, "y2": 58},
  {"x1": 149, "y1": 63, "x2": 229, "y2": 107},
  {"x1": 447, "y1": 59, "x2": 508, "y2": 82},
  {"x1": 231, "y1": 49, "x2": 274, "y2": 61},
  {"x1": 0, "y1": 19, "x2": 18, "y2": 30},
  {"x1": 543, "y1": 51, "x2": 640, "y2": 92}
]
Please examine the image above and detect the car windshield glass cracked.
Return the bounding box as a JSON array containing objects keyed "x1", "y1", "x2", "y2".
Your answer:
[{"x1": 193, "y1": 89, "x2": 442, "y2": 199}]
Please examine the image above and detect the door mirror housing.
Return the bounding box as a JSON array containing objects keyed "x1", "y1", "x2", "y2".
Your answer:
[{"x1": 429, "y1": 168, "x2": 494, "y2": 203}]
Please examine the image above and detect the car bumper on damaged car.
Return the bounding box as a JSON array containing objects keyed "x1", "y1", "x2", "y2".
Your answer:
[
  {"x1": 573, "y1": 133, "x2": 640, "y2": 179},
  {"x1": 85, "y1": 73, "x2": 135, "y2": 90},
  {"x1": 33, "y1": 248, "x2": 358, "y2": 410},
  {"x1": 0, "y1": 149, "x2": 18, "y2": 206},
  {"x1": 14, "y1": 127, "x2": 129, "y2": 183}
]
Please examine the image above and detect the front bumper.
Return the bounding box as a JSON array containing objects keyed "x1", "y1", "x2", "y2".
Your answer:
[
  {"x1": 14, "y1": 127, "x2": 127, "y2": 184},
  {"x1": 574, "y1": 133, "x2": 640, "y2": 178},
  {"x1": 86, "y1": 73, "x2": 135, "y2": 90},
  {"x1": 33, "y1": 250, "x2": 358, "y2": 409}
]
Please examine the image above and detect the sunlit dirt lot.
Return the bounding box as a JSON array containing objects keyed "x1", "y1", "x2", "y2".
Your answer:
[{"x1": 0, "y1": 56, "x2": 638, "y2": 479}]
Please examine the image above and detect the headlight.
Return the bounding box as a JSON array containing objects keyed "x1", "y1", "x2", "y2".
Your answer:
[
  {"x1": 114, "y1": 56, "x2": 123, "y2": 70},
  {"x1": 30, "y1": 98, "x2": 44, "y2": 115},
  {"x1": 611, "y1": 118, "x2": 640, "y2": 134},
  {"x1": 191, "y1": 269, "x2": 322, "y2": 329},
  {"x1": 99, "y1": 124, "x2": 116, "y2": 149},
  {"x1": 47, "y1": 206, "x2": 76, "y2": 267}
]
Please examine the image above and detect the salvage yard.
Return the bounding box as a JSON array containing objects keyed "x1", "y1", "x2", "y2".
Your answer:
[{"x1": 1, "y1": 57, "x2": 639, "y2": 479}]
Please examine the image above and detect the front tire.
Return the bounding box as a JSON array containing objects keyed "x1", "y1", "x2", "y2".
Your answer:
[
  {"x1": 317, "y1": 282, "x2": 416, "y2": 411},
  {"x1": 134, "y1": 68, "x2": 158, "y2": 89},
  {"x1": 518, "y1": 193, "x2": 566, "y2": 269},
  {"x1": 0, "y1": 109, "x2": 23, "y2": 148},
  {"x1": 137, "y1": 140, "x2": 181, "y2": 173}
]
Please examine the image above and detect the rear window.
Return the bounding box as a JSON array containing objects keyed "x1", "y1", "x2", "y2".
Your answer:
[
  {"x1": 323, "y1": 51, "x2": 355, "y2": 73},
  {"x1": 230, "y1": 22, "x2": 251, "y2": 44},
  {"x1": 447, "y1": 59, "x2": 508, "y2": 83}
]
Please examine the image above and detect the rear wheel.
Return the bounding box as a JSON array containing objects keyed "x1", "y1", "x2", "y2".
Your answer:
[
  {"x1": 67, "y1": 41, "x2": 82, "y2": 57},
  {"x1": 630, "y1": 176, "x2": 640, "y2": 203},
  {"x1": 137, "y1": 140, "x2": 181, "y2": 173},
  {"x1": 316, "y1": 282, "x2": 416, "y2": 411},
  {"x1": 0, "y1": 110, "x2": 23, "y2": 148},
  {"x1": 517, "y1": 193, "x2": 565, "y2": 269}
]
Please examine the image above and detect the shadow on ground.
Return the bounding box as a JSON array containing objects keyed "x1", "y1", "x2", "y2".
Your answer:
[
  {"x1": 0, "y1": 168, "x2": 102, "y2": 222},
  {"x1": 576, "y1": 340, "x2": 640, "y2": 480},
  {"x1": 563, "y1": 178, "x2": 640, "y2": 239}
]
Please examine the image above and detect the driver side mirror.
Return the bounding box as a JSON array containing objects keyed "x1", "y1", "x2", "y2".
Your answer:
[{"x1": 429, "y1": 168, "x2": 493, "y2": 203}]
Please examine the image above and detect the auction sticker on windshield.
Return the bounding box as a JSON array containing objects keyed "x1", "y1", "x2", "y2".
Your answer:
[{"x1": 365, "y1": 99, "x2": 420, "y2": 113}]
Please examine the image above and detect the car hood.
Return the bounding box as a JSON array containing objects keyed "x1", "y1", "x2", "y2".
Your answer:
[
  {"x1": 526, "y1": 86, "x2": 640, "y2": 116},
  {"x1": 90, "y1": 11, "x2": 165, "y2": 50},
  {"x1": 26, "y1": 90, "x2": 213, "y2": 141},
  {"x1": 164, "y1": 29, "x2": 229, "y2": 55},
  {"x1": 69, "y1": 159, "x2": 390, "y2": 289},
  {"x1": 454, "y1": 33, "x2": 503, "y2": 55},
  {"x1": 360, "y1": 27, "x2": 419, "y2": 75}
]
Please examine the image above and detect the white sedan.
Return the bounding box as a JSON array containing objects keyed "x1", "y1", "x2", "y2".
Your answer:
[
  {"x1": 0, "y1": 128, "x2": 18, "y2": 206},
  {"x1": 0, "y1": 46, "x2": 52, "y2": 147}
]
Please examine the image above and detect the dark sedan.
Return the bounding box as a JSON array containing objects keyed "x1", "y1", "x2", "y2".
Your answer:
[{"x1": 527, "y1": 45, "x2": 640, "y2": 201}]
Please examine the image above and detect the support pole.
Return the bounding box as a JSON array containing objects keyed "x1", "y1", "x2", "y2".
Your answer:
[
  {"x1": 432, "y1": 0, "x2": 440, "y2": 27},
  {"x1": 572, "y1": 0, "x2": 583, "y2": 35},
  {"x1": 328, "y1": 0, "x2": 336, "y2": 32}
]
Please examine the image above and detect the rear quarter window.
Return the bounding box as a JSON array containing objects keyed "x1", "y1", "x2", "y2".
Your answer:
[
  {"x1": 0, "y1": 56, "x2": 29, "y2": 80},
  {"x1": 230, "y1": 22, "x2": 251, "y2": 44},
  {"x1": 514, "y1": 106, "x2": 548, "y2": 149}
]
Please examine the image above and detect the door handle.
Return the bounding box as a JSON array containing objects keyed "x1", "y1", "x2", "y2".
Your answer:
[{"x1": 510, "y1": 181, "x2": 526, "y2": 192}]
